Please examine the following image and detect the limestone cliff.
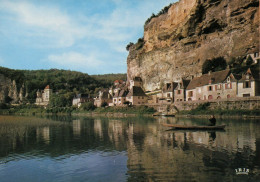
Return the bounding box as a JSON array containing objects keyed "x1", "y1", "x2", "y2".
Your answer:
[
  {"x1": 127, "y1": 0, "x2": 259, "y2": 91},
  {"x1": 0, "y1": 74, "x2": 26, "y2": 103}
]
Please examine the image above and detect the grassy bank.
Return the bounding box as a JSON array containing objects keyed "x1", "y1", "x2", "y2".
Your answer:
[{"x1": 0, "y1": 104, "x2": 156, "y2": 116}]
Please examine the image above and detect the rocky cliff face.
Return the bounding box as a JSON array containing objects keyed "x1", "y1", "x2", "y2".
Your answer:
[
  {"x1": 127, "y1": 0, "x2": 259, "y2": 91},
  {"x1": 0, "y1": 74, "x2": 26, "y2": 103}
]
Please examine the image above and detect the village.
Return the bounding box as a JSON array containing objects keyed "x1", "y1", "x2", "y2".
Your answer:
[{"x1": 35, "y1": 53, "x2": 260, "y2": 112}]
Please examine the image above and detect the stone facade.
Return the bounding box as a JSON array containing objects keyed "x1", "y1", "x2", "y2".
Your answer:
[{"x1": 35, "y1": 85, "x2": 52, "y2": 106}]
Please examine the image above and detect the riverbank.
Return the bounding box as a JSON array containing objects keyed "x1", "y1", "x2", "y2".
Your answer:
[{"x1": 0, "y1": 104, "x2": 259, "y2": 119}]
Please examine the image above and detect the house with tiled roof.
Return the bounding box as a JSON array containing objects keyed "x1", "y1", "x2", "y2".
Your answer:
[
  {"x1": 174, "y1": 79, "x2": 190, "y2": 102},
  {"x1": 237, "y1": 68, "x2": 260, "y2": 97},
  {"x1": 162, "y1": 82, "x2": 178, "y2": 103},
  {"x1": 185, "y1": 69, "x2": 241, "y2": 101},
  {"x1": 94, "y1": 89, "x2": 113, "y2": 107},
  {"x1": 126, "y1": 86, "x2": 147, "y2": 105},
  {"x1": 112, "y1": 89, "x2": 129, "y2": 106}
]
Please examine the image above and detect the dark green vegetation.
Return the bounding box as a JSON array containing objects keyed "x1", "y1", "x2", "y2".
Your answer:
[
  {"x1": 0, "y1": 67, "x2": 126, "y2": 105},
  {"x1": 179, "y1": 102, "x2": 260, "y2": 116},
  {"x1": 202, "y1": 56, "x2": 259, "y2": 74}
]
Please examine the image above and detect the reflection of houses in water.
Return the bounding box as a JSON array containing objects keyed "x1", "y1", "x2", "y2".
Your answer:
[
  {"x1": 36, "y1": 127, "x2": 50, "y2": 144},
  {"x1": 108, "y1": 120, "x2": 124, "y2": 148},
  {"x1": 94, "y1": 119, "x2": 103, "y2": 139},
  {"x1": 73, "y1": 120, "x2": 81, "y2": 136}
]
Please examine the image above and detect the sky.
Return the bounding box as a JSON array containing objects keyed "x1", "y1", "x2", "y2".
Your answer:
[{"x1": 0, "y1": 0, "x2": 177, "y2": 75}]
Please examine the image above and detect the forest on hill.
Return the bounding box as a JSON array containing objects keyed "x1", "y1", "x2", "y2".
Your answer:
[{"x1": 0, "y1": 67, "x2": 126, "y2": 104}]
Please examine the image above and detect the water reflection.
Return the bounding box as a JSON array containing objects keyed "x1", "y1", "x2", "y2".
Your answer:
[{"x1": 0, "y1": 115, "x2": 259, "y2": 181}]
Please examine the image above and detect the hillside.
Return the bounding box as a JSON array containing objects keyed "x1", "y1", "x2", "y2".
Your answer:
[
  {"x1": 127, "y1": 0, "x2": 259, "y2": 91},
  {"x1": 0, "y1": 67, "x2": 126, "y2": 104}
]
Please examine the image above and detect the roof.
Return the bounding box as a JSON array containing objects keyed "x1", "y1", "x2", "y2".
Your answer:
[
  {"x1": 163, "y1": 82, "x2": 178, "y2": 92},
  {"x1": 100, "y1": 91, "x2": 112, "y2": 99},
  {"x1": 118, "y1": 89, "x2": 128, "y2": 97},
  {"x1": 127, "y1": 86, "x2": 147, "y2": 97},
  {"x1": 186, "y1": 69, "x2": 230, "y2": 90},
  {"x1": 239, "y1": 68, "x2": 260, "y2": 82},
  {"x1": 114, "y1": 80, "x2": 124, "y2": 84},
  {"x1": 45, "y1": 85, "x2": 50, "y2": 89}
]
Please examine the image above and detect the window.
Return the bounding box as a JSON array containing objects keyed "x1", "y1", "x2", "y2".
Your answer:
[
  {"x1": 225, "y1": 83, "x2": 232, "y2": 89},
  {"x1": 208, "y1": 86, "x2": 212, "y2": 91},
  {"x1": 167, "y1": 93, "x2": 170, "y2": 97},
  {"x1": 142, "y1": 97, "x2": 144, "y2": 99},
  {"x1": 243, "y1": 81, "x2": 251, "y2": 88},
  {"x1": 119, "y1": 99, "x2": 121, "y2": 101},
  {"x1": 128, "y1": 97, "x2": 131, "y2": 99},
  {"x1": 177, "y1": 90, "x2": 181, "y2": 94},
  {"x1": 188, "y1": 91, "x2": 193, "y2": 97},
  {"x1": 138, "y1": 96, "x2": 140, "y2": 99},
  {"x1": 216, "y1": 84, "x2": 221, "y2": 90},
  {"x1": 114, "y1": 99, "x2": 116, "y2": 102},
  {"x1": 227, "y1": 77, "x2": 230, "y2": 82},
  {"x1": 208, "y1": 95, "x2": 213, "y2": 100}
]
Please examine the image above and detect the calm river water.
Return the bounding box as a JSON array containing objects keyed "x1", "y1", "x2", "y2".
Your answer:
[{"x1": 0, "y1": 115, "x2": 259, "y2": 182}]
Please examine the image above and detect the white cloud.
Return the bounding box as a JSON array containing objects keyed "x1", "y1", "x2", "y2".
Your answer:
[
  {"x1": 48, "y1": 52, "x2": 103, "y2": 69},
  {"x1": 0, "y1": 1, "x2": 88, "y2": 48}
]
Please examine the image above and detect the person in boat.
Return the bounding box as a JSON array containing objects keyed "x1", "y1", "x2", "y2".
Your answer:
[{"x1": 209, "y1": 115, "x2": 216, "y2": 126}]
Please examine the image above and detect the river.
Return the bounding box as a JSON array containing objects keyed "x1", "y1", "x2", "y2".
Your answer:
[{"x1": 0, "y1": 115, "x2": 259, "y2": 182}]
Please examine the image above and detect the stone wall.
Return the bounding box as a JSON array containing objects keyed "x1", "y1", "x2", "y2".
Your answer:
[{"x1": 175, "y1": 96, "x2": 260, "y2": 111}]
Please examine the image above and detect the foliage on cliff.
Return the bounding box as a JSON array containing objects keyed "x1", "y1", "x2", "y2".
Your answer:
[{"x1": 144, "y1": 3, "x2": 172, "y2": 26}]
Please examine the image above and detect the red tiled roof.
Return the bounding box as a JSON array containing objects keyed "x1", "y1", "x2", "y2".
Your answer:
[
  {"x1": 45, "y1": 85, "x2": 50, "y2": 89},
  {"x1": 186, "y1": 69, "x2": 230, "y2": 90}
]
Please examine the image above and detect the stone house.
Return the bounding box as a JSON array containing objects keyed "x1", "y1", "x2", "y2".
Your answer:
[
  {"x1": 72, "y1": 94, "x2": 93, "y2": 108},
  {"x1": 237, "y1": 68, "x2": 260, "y2": 97},
  {"x1": 174, "y1": 79, "x2": 190, "y2": 102},
  {"x1": 109, "y1": 80, "x2": 126, "y2": 96},
  {"x1": 112, "y1": 89, "x2": 129, "y2": 106},
  {"x1": 161, "y1": 82, "x2": 178, "y2": 103},
  {"x1": 186, "y1": 69, "x2": 242, "y2": 101},
  {"x1": 35, "y1": 85, "x2": 52, "y2": 106},
  {"x1": 130, "y1": 77, "x2": 143, "y2": 88},
  {"x1": 94, "y1": 90, "x2": 113, "y2": 107},
  {"x1": 126, "y1": 86, "x2": 148, "y2": 105}
]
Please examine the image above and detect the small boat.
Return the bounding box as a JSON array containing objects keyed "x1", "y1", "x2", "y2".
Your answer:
[{"x1": 162, "y1": 123, "x2": 226, "y2": 130}]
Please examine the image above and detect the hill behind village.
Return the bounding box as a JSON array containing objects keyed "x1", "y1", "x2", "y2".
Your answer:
[{"x1": 0, "y1": 66, "x2": 126, "y2": 105}]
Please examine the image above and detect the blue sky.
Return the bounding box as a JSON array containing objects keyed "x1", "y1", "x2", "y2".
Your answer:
[{"x1": 0, "y1": 0, "x2": 176, "y2": 74}]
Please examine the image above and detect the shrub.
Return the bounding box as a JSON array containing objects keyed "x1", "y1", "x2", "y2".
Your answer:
[{"x1": 80, "y1": 102, "x2": 96, "y2": 111}]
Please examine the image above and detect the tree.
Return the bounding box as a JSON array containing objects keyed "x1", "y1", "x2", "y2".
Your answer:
[
  {"x1": 80, "y1": 102, "x2": 96, "y2": 111},
  {"x1": 202, "y1": 57, "x2": 227, "y2": 74}
]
